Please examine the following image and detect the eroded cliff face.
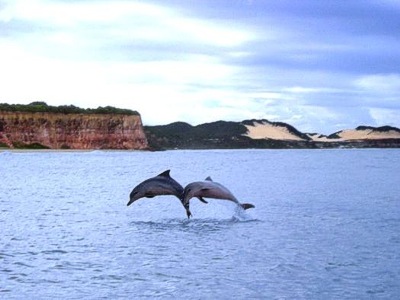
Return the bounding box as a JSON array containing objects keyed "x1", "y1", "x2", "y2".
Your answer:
[{"x1": 0, "y1": 111, "x2": 148, "y2": 150}]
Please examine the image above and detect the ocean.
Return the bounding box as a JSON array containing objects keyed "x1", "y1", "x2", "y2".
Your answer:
[{"x1": 1, "y1": 149, "x2": 399, "y2": 299}]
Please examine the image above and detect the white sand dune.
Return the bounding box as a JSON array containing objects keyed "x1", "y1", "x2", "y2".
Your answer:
[
  {"x1": 244, "y1": 120, "x2": 400, "y2": 142},
  {"x1": 243, "y1": 120, "x2": 305, "y2": 141},
  {"x1": 306, "y1": 133, "x2": 341, "y2": 142},
  {"x1": 334, "y1": 128, "x2": 400, "y2": 140}
]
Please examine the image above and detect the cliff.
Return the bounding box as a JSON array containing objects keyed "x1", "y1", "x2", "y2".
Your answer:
[
  {"x1": 0, "y1": 111, "x2": 148, "y2": 150},
  {"x1": 2, "y1": 104, "x2": 399, "y2": 150}
]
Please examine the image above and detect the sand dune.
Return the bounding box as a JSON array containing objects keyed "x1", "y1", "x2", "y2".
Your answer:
[
  {"x1": 334, "y1": 128, "x2": 400, "y2": 140},
  {"x1": 243, "y1": 120, "x2": 305, "y2": 141},
  {"x1": 244, "y1": 120, "x2": 400, "y2": 142}
]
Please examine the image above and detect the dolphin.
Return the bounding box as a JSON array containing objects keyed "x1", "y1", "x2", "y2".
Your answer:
[
  {"x1": 127, "y1": 170, "x2": 207, "y2": 218},
  {"x1": 183, "y1": 177, "x2": 255, "y2": 211}
]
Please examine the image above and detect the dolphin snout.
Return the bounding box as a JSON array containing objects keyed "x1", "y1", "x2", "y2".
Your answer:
[{"x1": 128, "y1": 190, "x2": 139, "y2": 206}]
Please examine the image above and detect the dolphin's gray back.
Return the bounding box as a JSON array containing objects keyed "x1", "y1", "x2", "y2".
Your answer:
[
  {"x1": 159, "y1": 176, "x2": 184, "y2": 197},
  {"x1": 185, "y1": 181, "x2": 239, "y2": 203},
  {"x1": 140, "y1": 175, "x2": 183, "y2": 198},
  {"x1": 128, "y1": 170, "x2": 195, "y2": 217}
]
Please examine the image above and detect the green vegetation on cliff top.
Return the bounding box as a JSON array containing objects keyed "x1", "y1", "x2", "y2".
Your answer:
[{"x1": 0, "y1": 102, "x2": 139, "y2": 115}]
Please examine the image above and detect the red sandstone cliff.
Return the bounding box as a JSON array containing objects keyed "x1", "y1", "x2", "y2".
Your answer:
[{"x1": 0, "y1": 111, "x2": 148, "y2": 150}]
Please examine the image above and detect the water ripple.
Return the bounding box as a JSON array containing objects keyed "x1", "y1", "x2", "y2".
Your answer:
[{"x1": 1, "y1": 149, "x2": 399, "y2": 299}]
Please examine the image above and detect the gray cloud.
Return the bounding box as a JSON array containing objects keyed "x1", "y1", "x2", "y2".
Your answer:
[{"x1": 1, "y1": 0, "x2": 399, "y2": 132}]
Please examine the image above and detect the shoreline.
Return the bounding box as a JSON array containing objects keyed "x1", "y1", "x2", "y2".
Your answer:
[
  {"x1": 2, "y1": 147, "x2": 400, "y2": 153},
  {"x1": 0, "y1": 148, "x2": 150, "y2": 153}
]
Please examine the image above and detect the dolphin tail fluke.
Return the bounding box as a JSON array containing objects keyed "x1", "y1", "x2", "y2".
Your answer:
[{"x1": 241, "y1": 203, "x2": 255, "y2": 210}]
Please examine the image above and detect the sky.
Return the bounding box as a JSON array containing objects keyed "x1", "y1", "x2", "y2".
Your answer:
[{"x1": 1, "y1": 0, "x2": 399, "y2": 134}]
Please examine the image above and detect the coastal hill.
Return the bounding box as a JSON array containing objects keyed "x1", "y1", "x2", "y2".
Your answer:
[
  {"x1": 1, "y1": 102, "x2": 399, "y2": 150},
  {"x1": 0, "y1": 102, "x2": 148, "y2": 150},
  {"x1": 145, "y1": 119, "x2": 400, "y2": 150}
]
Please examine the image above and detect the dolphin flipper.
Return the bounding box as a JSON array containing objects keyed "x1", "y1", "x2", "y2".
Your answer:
[
  {"x1": 241, "y1": 203, "x2": 255, "y2": 210},
  {"x1": 197, "y1": 197, "x2": 208, "y2": 204}
]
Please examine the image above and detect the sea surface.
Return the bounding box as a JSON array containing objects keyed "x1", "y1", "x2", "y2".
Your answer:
[{"x1": 1, "y1": 149, "x2": 399, "y2": 299}]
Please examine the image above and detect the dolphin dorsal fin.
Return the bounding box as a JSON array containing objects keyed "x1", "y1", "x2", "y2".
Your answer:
[
  {"x1": 158, "y1": 170, "x2": 171, "y2": 177},
  {"x1": 205, "y1": 176, "x2": 213, "y2": 181}
]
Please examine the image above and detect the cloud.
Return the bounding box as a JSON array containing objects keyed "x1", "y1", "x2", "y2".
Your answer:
[
  {"x1": 1, "y1": 0, "x2": 253, "y2": 60},
  {"x1": 369, "y1": 108, "x2": 400, "y2": 127},
  {"x1": 1, "y1": 0, "x2": 400, "y2": 132},
  {"x1": 355, "y1": 74, "x2": 400, "y2": 94},
  {"x1": 0, "y1": 1, "x2": 251, "y2": 114}
]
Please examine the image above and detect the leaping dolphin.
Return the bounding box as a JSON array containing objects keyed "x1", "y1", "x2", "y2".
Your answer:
[
  {"x1": 127, "y1": 170, "x2": 207, "y2": 218},
  {"x1": 183, "y1": 177, "x2": 255, "y2": 212}
]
